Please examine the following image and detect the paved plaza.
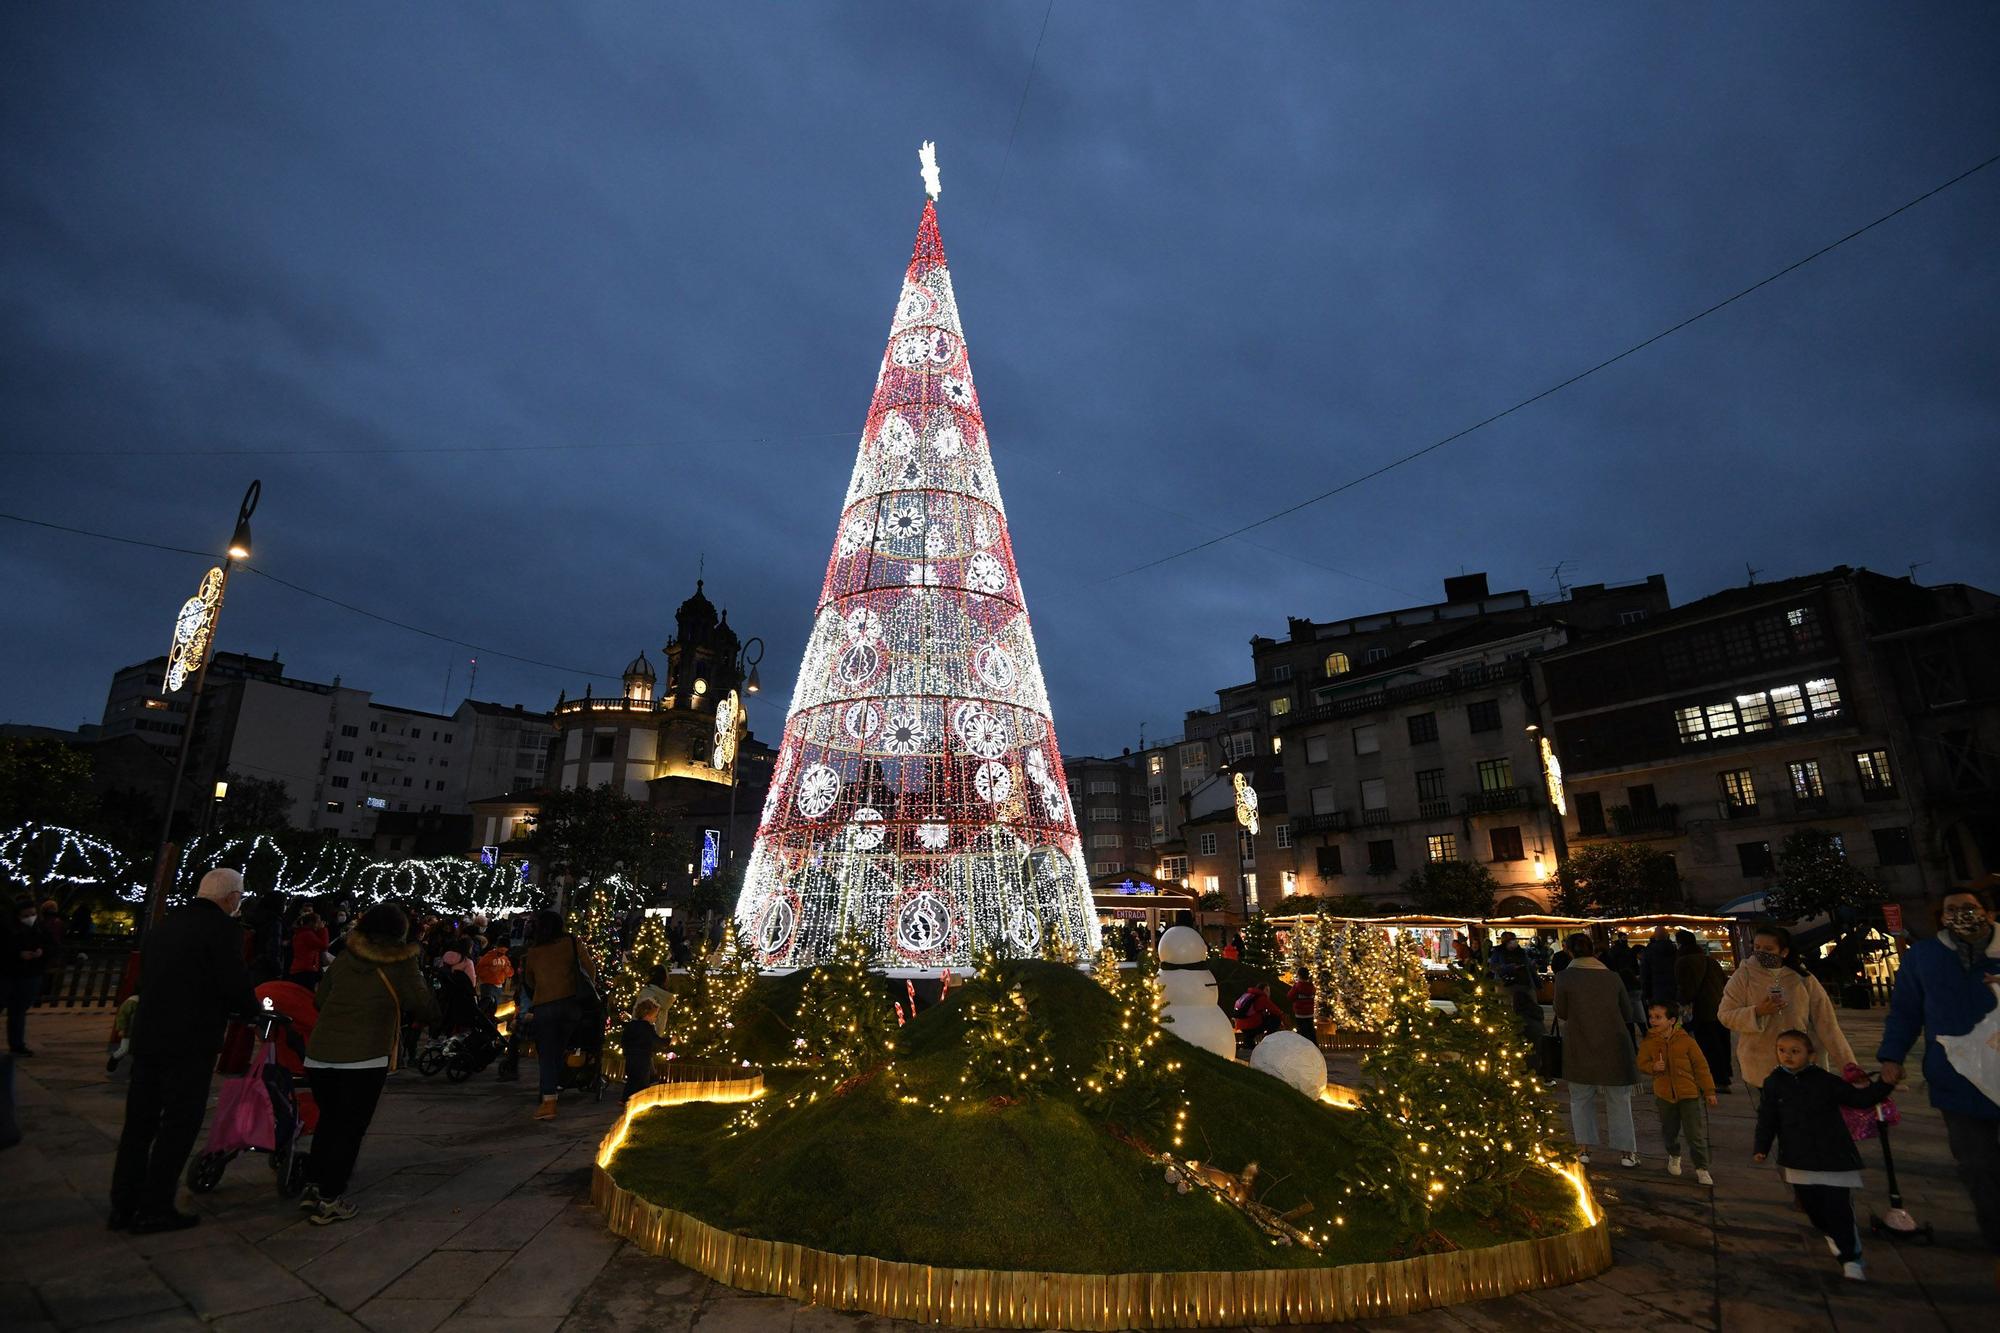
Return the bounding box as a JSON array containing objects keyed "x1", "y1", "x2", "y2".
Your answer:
[{"x1": 1, "y1": 1008, "x2": 1991, "y2": 1332}]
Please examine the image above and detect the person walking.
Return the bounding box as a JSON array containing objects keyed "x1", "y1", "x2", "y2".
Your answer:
[
  {"x1": 1754, "y1": 1029, "x2": 1893, "y2": 1281},
  {"x1": 4, "y1": 896, "x2": 50, "y2": 1055},
  {"x1": 1638, "y1": 1001, "x2": 1717, "y2": 1185},
  {"x1": 1639, "y1": 924, "x2": 1679, "y2": 1011},
  {"x1": 109, "y1": 870, "x2": 257, "y2": 1233},
  {"x1": 1719, "y1": 923, "x2": 1855, "y2": 1105},
  {"x1": 1286, "y1": 972, "x2": 1316, "y2": 1044},
  {"x1": 475, "y1": 944, "x2": 514, "y2": 1012},
  {"x1": 1553, "y1": 931, "x2": 1641, "y2": 1168},
  {"x1": 520, "y1": 909, "x2": 597, "y2": 1121},
  {"x1": 299, "y1": 901, "x2": 439, "y2": 1225},
  {"x1": 1877, "y1": 889, "x2": 2000, "y2": 1274},
  {"x1": 1674, "y1": 930, "x2": 1734, "y2": 1093}
]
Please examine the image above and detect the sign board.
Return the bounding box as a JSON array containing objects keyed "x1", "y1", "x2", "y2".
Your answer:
[
  {"x1": 1881, "y1": 903, "x2": 1904, "y2": 934},
  {"x1": 699, "y1": 829, "x2": 721, "y2": 880},
  {"x1": 364, "y1": 796, "x2": 389, "y2": 810},
  {"x1": 479, "y1": 845, "x2": 499, "y2": 866}
]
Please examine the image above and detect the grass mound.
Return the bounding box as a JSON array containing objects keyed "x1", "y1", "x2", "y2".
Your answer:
[{"x1": 606, "y1": 960, "x2": 1582, "y2": 1272}]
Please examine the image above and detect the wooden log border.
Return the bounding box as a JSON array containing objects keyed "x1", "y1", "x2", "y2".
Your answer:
[{"x1": 590, "y1": 1076, "x2": 1613, "y2": 1329}]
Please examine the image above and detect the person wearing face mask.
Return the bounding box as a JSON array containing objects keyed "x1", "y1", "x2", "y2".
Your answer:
[
  {"x1": 1878, "y1": 889, "x2": 2000, "y2": 1267},
  {"x1": 1718, "y1": 923, "x2": 1855, "y2": 1106},
  {"x1": 4, "y1": 895, "x2": 51, "y2": 1055}
]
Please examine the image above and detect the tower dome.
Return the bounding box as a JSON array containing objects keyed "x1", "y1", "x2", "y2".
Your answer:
[{"x1": 623, "y1": 650, "x2": 656, "y2": 703}]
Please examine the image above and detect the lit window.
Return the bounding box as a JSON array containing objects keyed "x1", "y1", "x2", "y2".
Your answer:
[
  {"x1": 1148, "y1": 755, "x2": 1163, "y2": 775},
  {"x1": 1203, "y1": 875, "x2": 1220, "y2": 894},
  {"x1": 1427, "y1": 833, "x2": 1458, "y2": 862},
  {"x1": 1736, "y1": 693, "x2": 1773, "y2": 732},
  {"x1": 1324, "y1": 652, "x2": 1350, "y2": 677},
  {"x1": 1270, "y1": 697, "x2": 1292, "y2": 717},
  {"x1": 1770, "y1": 684, "x2": 1807, "y2": 724},
  {"x1": 1704, "y1": 702, "x2": 1740, "y2": 739},
  {"x1": 1789, "y1": 760, "x2": 1824, "y2": 799},
  {"x1": 1674, "y1": 706, "x2": 1707, "y2": 743},
  {"x1": 1805, "y1": 678, "x2": 1843, "y2": 719},
  {"x1": 1855, "y1": 749, "x2": 1894, "y2": 794},
  {"x1": 1271, "y1": 735, "x2": 1283, "y2": 754},
  {"x1": 1719, "y1": 769, "x2": 1757, "y2": 809},
  {"x1": 1477, "y1": 757, "x2": 1514, "y2": 792}
]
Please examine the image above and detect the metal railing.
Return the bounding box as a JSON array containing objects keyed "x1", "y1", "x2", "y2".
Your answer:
[
  {"x1": 1291, "y1": 660, "x2": 1525, "y2": 726},
  {"x1": 1461, "y1": 786, "x2": 1533, "y2": 815},
  {"x1": 31, "y1": 943, "x2": 136, "y2": 1010},
  {"x1": 1417, "y1": 798, "x2": 1452, "y2": 819},
  {"x1": 1290, "y1": 812, "x2": 1352, "y2": 835}
]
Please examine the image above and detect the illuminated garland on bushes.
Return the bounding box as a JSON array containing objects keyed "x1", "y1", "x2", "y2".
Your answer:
[
  {"x1": 1286, "y1": 913, "x2": 1425, "y2": 1033},
  {"x1": 0, "y1": 823, "x2": 144, "y2": 904},
  {"x1": 733, "y1": 148, "x2": 1097, "y2": 971}
]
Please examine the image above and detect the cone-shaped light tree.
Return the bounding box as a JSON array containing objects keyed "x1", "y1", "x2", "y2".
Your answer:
[{"x1": 735, "y1": 145, "x2": 1098, "y2": 970}]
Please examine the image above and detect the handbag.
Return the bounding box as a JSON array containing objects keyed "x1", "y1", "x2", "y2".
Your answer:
[
  {"x1": 207, "y1": 1042, "x2": 277, "y2": 1154},
  {"x1": 1536, "y1": 1019, "x2": 1564, "y2": 1080}
]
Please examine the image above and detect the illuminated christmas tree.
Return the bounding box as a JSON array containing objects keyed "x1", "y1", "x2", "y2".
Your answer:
[{"x1": 735, "y1": 144, "x2": 1097, "y2": 970}]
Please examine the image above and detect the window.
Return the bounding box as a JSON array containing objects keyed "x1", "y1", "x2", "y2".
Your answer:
[
  {"x1": 1855, "y1": 750, "x2": 1895, "y2": 797},
  {"x1": 1769, "y1": 684, "x2": 1806, "y2": 725},
  {"x1": 1618, "y1": 609, "x2": 1649, "y2": 625},
  {"x1": 1160, "y1": 855, "x2": 1188, "y2": 879},
  {"x1": 1367, "y1": 840, "x2": 1397, "y2": 874},
  {"x1": 330, "y1": 776, "x2": 349, "y2": 789},
  {"x1": 1576, "y1": 791, "x2": 1606, "y2": 835},
  {"x1": 1365, "y1": 647, "x2": 1390, "y2": 664},
  {"x1": 443, "y1": 733, "x2": 453, "y2": 744},
  {"x1": 324, "y1": 801, "x2": 343, "y2": 813},
  {"x1": 1089, "y1": 833, "x2": 1122, "y2": 849},
  {"x1": 1239, "y1": 828, "x2": 1255, "y2": 861},
  {"x1": 1427, "y1": 833, "x2": 1458, "y2": 862},
  {"x1": 1224, "y1": 733, "x2": 1256, "y2": 762},
  {"x1": 1269, "y1": 697, "x2": 1292, "y2": 717},
  {"x1": 1719, "y1": 769, "x2": 1757, "y2": 812},
  {"x1": 369, "y1": 722, "x2": 379, "y2": 733},
  {"x1": 340, "y1": 724, "x2": 359, "y2": 738},
  {"x1": 1275, "y1": 823, "x2": 1292, "y2": 849},
  {"x1": 1490, "y1": 826, "x2": 1524, "y2": 861},
  {"x1": 1674, "y1": 706, "x2": 1708, "y2": 743},
  {"x1": 1305, "y1": 734, "x2": 1330, "y2": 764},
  {"x1": 1805, "y1": 678, "x2": 1843, "y2": 720},
  {"x1": 1352, "y1": 724, "x2": 1379, "y2": 756},
  {"x1": 1180, "y1": 743, "x2": 1207, "y2": 768},
  {"x1": 1324, "y1": 652, "x2": 1351, "y2": 677},
  {"x1": 1737, "y1": 841, "x2": 1774, "y2": 876},
  {"x1": 1359, "y1": 778, "x2": 1388, "y2": 811},
  {"x1": 1476, "y1": 757, "x2": 1514, "y2": 792},
  {"x1": 1786, "y1": 606, "x2": 1826, "y2": 653},
  {"x1": 1872, "y1": 827, "x2": 1914, "y2": 866},
  {"x1": 1152, "y1": 818, "x2": 1167, "y2": 840},
  {"x1": 1148, "y1": 755, "x2": 1163, "y2": 775},
  {"x1": 1704, "y1": 701, "x2": 1740, "y2": 739},
  {"x1": 1309, "y1": 785, "x2": 1338, "y2": 815},
  {"x1": 1407, "y1": 712, "x2": 1438, "y2": 744},
  {"x1": 1271, "y1": 735, "x2": 1282, "y2": 755},
  {"x1": 1271, "y1": 664, "x2": 1292, "y2": 682},
  {"x1": 1789, "y1": 760, "x2": 1824, "y2": 800},
  {"x1": 1199, "y1": 832, "x2": 1218, "y2": 856},
  {"x1": 335, "y1": 750, "x2": 354, "y2": 763},
  {"x1": 1088, "y1": 779, "x2": 1118, "y2": 794},
  {"x1": 1467, "y1": 699, "x2": 1502, "y2": 732},
  {"x1": 591, "y1": 734, "x2": 615, "y2": 760},
  {"x1": 1180, "y1": 774, "x2": 1202, "y2": 794},
  {"x1": 1203, "y1": 875, "x2": 1220, "y2": 894},
  {"x1": 1316, "y1": 846, "x2": 1344, "y2": 877},
  {"x1": 1735, "y1": 692, "x2": 1774, "y2": 732},
  {"x1": 1149, "y1": 784, "x2": 1165, "y2": 807},
  {"x1": 403, "y1": 777, "x2": 414, "y2": 788},
  {"x1": 1415, "y1": 768, "x2": 1446, "y2": 805},
  {"x1": 1088, "y1": 806, "x2": 1119, "y2": 821},
  {"x1": 1627, "y1": 784, "x2": 1659, "y2": 813}
]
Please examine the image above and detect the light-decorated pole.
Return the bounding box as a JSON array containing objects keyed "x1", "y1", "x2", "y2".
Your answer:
[
  {"x1": 143, "y1": 480, "x2": 261, "y2": 934},
  {"x1": 721, "y1": 636, "x2": 764, "y2": 876}
]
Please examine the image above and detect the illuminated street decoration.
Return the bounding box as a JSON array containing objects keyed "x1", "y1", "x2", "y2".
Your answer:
[
  {"x1": 1540, "y1": 736, "x2": 1566, "y2": 817},
  {"x1": 701, "y1": 829, "x2": 721, "y2": 880},
  {"x1": 712, "y1": 689, "x2": 740, "y2": 770},
  {"x1": 0, "y1": 823, "x2": 145, "y2": 904},
  {"x1": 734, "y1": 146, "x2": 1096, "y2": 969},
  {"x1": 1233, "y1": 772, "x2": 1260, "y2": 836},
  {"x1": 163, "y1": 567, "x2": 225, "y2": 693}
]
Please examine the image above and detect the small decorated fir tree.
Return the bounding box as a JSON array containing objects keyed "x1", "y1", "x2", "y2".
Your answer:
[
  {"x1": 668, "y1": 921, "x2": 760, "y2": 1060},
  {"x1": 610, "y1": 914, "x2": 670, "y2": 1018},
  {"x1": 794, "y1": 926, "x2": 896, "y2": 1081},
  {"x1": 961, "y1": 951, "x2": 1057, "y2": 1097},
  {"x1": 1239, "y1": 915, "x2": 1278, "y2": 968},
  {"x1": 1078, "y1": 949, "x2": 1185, "y2": 1145},
  {"x1": 1359, "y1": 981, "x2": 1565, "y2": 1227}
]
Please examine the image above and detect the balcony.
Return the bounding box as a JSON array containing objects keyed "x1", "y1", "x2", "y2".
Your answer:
[
  {"x1": 1361, "y1": 808, "x2": 1394, "y2": 827},
  {"x1": 1717, "y1": 800, "x2": 1761, "y2": 821},
  {"x1": 1417, "y1": 798, "x2": 1452, "y2": 820},
  {"x1": 1461, "y1": 786, "x2": 1533, "y2": 815},
  {"x1": 1284, "y1": 660, "x2": 1526, "y2": 728},
  {"x1": 1859, "y1": 783, "x2": 1898, "y2": 803},
  {"x1": 1290, "y1": 812, "x2": 1352, "y2": 836},
  {"x1": 555, "y1": 695, "x2": 656, "y2": 718},
  {"x1": 1609, "y1": 803, "x2": 1681, "y2": 835}
]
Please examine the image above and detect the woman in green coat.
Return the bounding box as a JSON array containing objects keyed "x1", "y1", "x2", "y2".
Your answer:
[{"x1": 300, "y1": 902, "x2": 439, "y2": 1225}]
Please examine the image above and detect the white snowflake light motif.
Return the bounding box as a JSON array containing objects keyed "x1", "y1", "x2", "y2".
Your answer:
[
  {"x1": 1234, "y1": 771, "x2": 1261, "y2": 836},
  {"x1": 1541, "y1": 736, "x2": 1567, "y2": 817},
  {"x1": 164, "y1": 567, "x2": 225, "y2": 693},
  {"x1": 733, "y1": 161, "x2": 1097, "y2": 969}
]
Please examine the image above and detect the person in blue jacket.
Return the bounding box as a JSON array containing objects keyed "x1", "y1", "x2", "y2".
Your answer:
[{"x1": 1878, "y1": 888, "x2": 2000, "y2": 1264}]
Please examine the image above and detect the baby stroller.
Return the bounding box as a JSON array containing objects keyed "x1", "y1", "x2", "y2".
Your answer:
[
  {"x1": 556, "y1": 988, "x2": 607, "y2": 1101},
  {"x1": 188, "y1": 982, "x2": 318, "y2": 1199},
  {"x1": 415, "y1": 966, "x2": 504, "y2": 1083}
]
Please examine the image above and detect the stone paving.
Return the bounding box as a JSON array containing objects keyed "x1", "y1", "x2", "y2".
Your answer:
[{"x1": 2, "y1": 1007, "x2": 1993, "y2": 1331}]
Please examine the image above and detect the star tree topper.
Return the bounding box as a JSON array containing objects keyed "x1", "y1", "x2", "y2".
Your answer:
[{"x1": 919, "y1": 140, "x2": 941, "y2": 199}]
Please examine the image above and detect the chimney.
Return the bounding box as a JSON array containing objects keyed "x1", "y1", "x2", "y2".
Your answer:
[{"x1": 1442, "y1": 572, "x2": 1489, "y2": 602}]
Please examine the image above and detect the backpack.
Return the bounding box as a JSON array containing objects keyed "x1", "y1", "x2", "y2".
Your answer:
[{"x1": 1232, "y1": 990, "x2": 1257, "y2": 1019}]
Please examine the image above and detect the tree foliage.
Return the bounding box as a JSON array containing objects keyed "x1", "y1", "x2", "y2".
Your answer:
[
  {"x1": 1553, "y1": 841, "x2": 1684, "y2": 916},
  {"x1": 1767, "y1": 828, "x2": 1888, "y2": 987},
  {"x1": 530, "y1": 784, "x2": 691, "y2": 912},
  {"x1": 0, "y1": 738, "x2": 95, "y2": 830},
  {"x1": 1401, "y1": 859, "x2": 1499, "y2": 917},
  {"x1": 1238, "y1": 915, "x2": 1278, "y2": 967},
  {"x1": 214, "y1": 772, "x2": 293, "y2": 835}
]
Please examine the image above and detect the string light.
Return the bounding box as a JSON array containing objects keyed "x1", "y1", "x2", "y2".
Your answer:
[{"x1": 733, "y1": 181, "x2": 1098, "y2": 971}]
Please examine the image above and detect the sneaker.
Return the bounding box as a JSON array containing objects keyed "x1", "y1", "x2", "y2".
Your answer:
[
  {"x1": 1620, "y1": 1153, "x2": 1639, "y2": 1168},
  {"x1": 297, "y1": 1184, "x2": 322, "y2": 1212},
  {"x1": 1667, "y1": 1155, "x2": 1683, "y2": 1177},
  {"x1": 1695, "y1": 1168, "x2": 1714, "y2": 1186},
  {"x1": 309, "y1": 1198, "x2": 357, "y2": 1227},
  {"x1": 1841, "y1": 1260, "x2": 1867, "y2": 1282}
]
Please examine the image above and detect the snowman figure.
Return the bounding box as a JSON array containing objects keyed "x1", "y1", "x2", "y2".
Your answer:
[{"x1": 1157, "y1": 925, "x2": 1236, "y2": 1060}]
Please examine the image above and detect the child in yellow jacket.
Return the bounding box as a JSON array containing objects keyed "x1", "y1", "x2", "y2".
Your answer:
[{"x1": 1638, "y1": 1002, "x2": 1718, "y2": 1185}]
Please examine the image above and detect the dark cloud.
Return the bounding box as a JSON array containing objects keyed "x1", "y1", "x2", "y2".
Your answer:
[{"x1": 2, "y1": 2, "x2": 1995, "y2": 755}]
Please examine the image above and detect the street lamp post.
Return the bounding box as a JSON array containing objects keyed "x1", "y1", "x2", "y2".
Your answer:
[
  {"x1": 723, "y1": 636, "x2": 764, "y2": 876},
  {"x1": 144, "y1": 480, "x2": 261, "y2": 933}
]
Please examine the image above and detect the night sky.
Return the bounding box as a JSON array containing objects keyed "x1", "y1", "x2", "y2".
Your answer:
[{"x1": 4, "y1": 3, "x2": 1996, "y2": 759}]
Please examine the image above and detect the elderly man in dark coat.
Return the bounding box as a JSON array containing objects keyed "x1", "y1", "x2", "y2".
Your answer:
[
  {"x1": 1553, "y1": 931, "x2": 1641, "y2": 1167},
  {"x1": 109, "y1": 869, "x2": 257, "y2": 1233}
]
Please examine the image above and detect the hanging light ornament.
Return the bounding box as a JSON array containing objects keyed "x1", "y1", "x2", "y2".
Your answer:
[{"x1": 733, "y1": 145, "x2": 1096, "y2": 970}]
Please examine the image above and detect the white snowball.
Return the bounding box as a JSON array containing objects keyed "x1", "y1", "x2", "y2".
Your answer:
[
  {"x1": 1162, "y1": 1002, "x2": 1236, "y2": 1061},
  {"x1": 1158, "y1": 925, "x2": 1209, "y2": 966},
  {"x1": 1249, "y1": 1030, "x2": 1328, "y2": 1099},
  {"x1": 1159, "y1": 969, "x2": 1218, "y2": 1008}
]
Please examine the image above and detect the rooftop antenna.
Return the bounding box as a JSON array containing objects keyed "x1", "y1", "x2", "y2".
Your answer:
[
  {"x1": 1906, "y1": 560, "x2": 1932, "y2": 583},
  {"x1": 1746, "y1": 562, "x2": 1762, "y2": 586},
  {"x1": 1546, "y1": 560, "x2": 1572, "y2": 603},
  {"x1": 467, "y1": 657, "x2": 478, "y2": 700},
  {"x1": 442, "y1": 660, "x2": 453, "y2": 712}
]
